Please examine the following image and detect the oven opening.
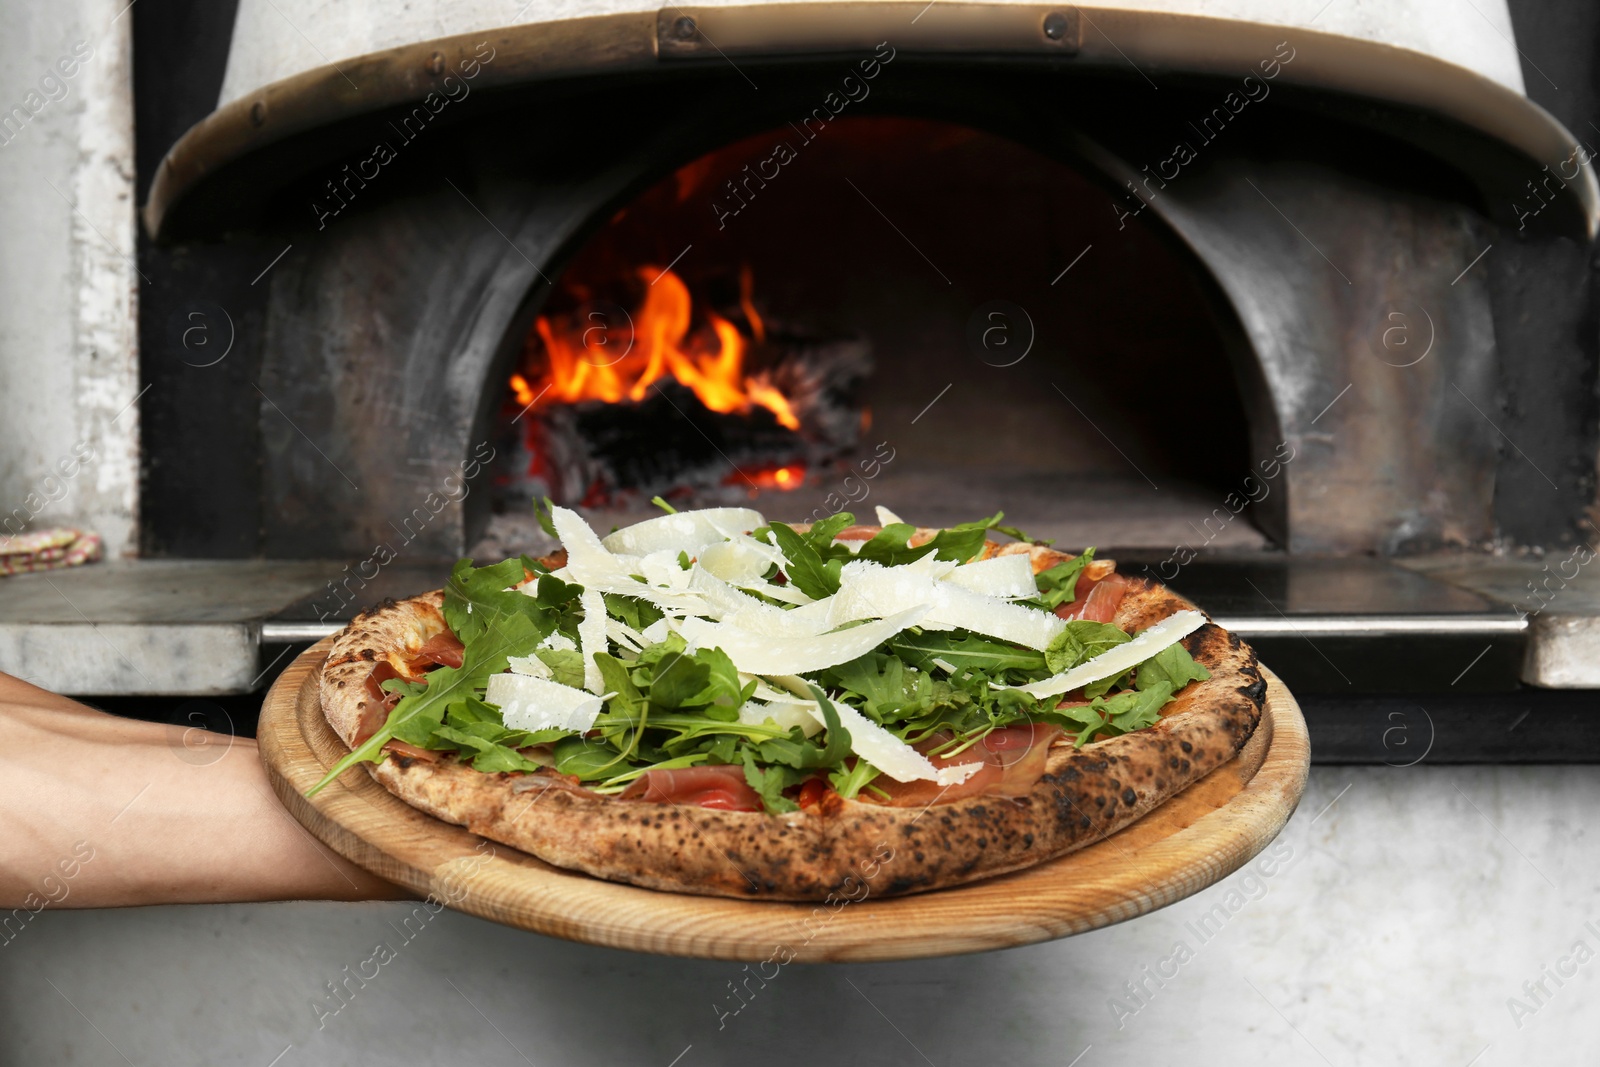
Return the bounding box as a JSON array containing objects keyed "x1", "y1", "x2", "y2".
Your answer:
[{"x1": 486, "y1": 116, "x2": 1263, "y2": 550}]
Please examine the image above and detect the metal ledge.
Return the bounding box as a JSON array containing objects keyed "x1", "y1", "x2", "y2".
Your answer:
[{"x1": 0, "y1": 555, "x2": 1586, "y2": 696}]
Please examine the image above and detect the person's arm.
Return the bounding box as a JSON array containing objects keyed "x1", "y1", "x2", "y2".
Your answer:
[{"x1": 0, "y1": 671, "x2": 410, "y2": 908}]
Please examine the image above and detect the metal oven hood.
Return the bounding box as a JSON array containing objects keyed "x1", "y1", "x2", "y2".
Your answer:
[{"x1": 143, "y1": 0, "x2": 1598, "y2": 239}]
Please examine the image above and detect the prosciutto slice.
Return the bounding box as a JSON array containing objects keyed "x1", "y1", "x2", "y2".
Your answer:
[
  {"x1": 382, "y1": 739, "x2": 441, "y2": 762},
  {"x1": 354, "y1": 661, "x2": 407, "y2": 745},
  {"x1": 866, "y1": 723, "x2": 1064, "y2": 807},
  {"x1": 1056, "y1": 574, "x2": 1133, "y2": 623},
  {"x1": 619, "y1": 765, "x2": 765, "y2": 812},
  {"x1": 410, "y1": 630, "x2": 465, "y2": 670}
]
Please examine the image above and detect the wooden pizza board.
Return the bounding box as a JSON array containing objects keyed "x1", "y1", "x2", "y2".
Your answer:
[{"x1": 259, "y1": 637, "x2": 1310, "y2": 963}]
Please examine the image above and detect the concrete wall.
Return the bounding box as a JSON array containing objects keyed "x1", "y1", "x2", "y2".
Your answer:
[
  {"x1": 2, "y1": 766, "x2": 1595, "y2": 1065},
  {"x1": 0, "y1": 0, "x2": 139, "y2": 558}
]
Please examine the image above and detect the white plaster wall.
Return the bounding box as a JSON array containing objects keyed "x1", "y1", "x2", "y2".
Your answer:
[
  {"x1": 0, "y1": 0, "x2": 139, "y2": 558},
  {"x1": 217, "y1": 0, "x2": 1526, "y2": 108},
  {"x1": 1, "y1": 766, "x2": 1596, "y2": 1064}
]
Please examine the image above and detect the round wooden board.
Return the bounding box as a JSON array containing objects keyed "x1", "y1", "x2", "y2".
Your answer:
[{"x1": 259, "y1": 638, "x2": 1310, "y2": 963}]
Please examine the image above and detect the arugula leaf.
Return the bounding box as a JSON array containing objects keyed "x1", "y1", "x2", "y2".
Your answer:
[
  {"x1": 1046, "y1": 682, "x2": 1173, "y2": 746},
  {"x1": 554, "y1": 735, "x2": 627, "y2": 780},
  {"x1": 603, "y1": 593, "x2": 663, "y2": 631},
  {"x1": 647, "y1": 648, "x2": 711, "y2": 710},
  {"x1": 855, "y1": 523, "x2": 936, "y2": 567},
  {"x1": 828, "y1": 757, "x2": 882, "y2": 800},
  {"x1": 650, "y1": 495, "x2": 678, "y2": 514},
  {"x1": 536, "y1": 648, "x2": 586, "y2": 689},
  {"x1": 1045, "y1": 620, "x2": 1131, "y2": 674},
  {"x1": 1083, "y1": 669, "x2": 1132, "y2": 700},
  {"x1": 469, "y1": 745, "x2": 550, "y2": 774},
  {"x1": 742, "y1": 750, "x2": 802, "y2": 814},
  {"x1": 991, "y1": 521, "x2": 1053, "y2": 546},
  {"x1": 390, "y1": 700, "x2": 448, "y2": 747},
  {"x1": 307, "y1": 608, "x2": 546, "y2": 796},
  {"x1": 443, "y1": 695, "x2": 501, "y2": 727},
  {"x1": 805, "y1": 685, "x2": 855, "y2": 766},
  {"x1": 534, "y1": 496, "x2": 559, "y2": 537},
  {"x1": 803, "y1": 512, "x2": 855, "y2": 549},
  {"x1": 824, "y1": 652, "x2": 932, "y2": 723},
  {"x1": 919, "y1": 511, "x2": 1006, "y2": 563},
  {"x1": 430, "y1": 723, "x2": 521, "y2": 756},
  {"x1": 753, "y1": 687, "x2": 853, "y2": 771},
  {"x1": 442, "y1": 558, "x2": 526, "y2": 643},
  {"x1": 681, "y1": 646, "x2": 750, "y2": 720},
  {"x1": 1102, "y1": 683, "x2": 1173, "y2": 732},
  {"x1": 889, "y1": 630, "x2": 1046, "y2": 676},
  {"x1": 1135, "y1": 642, "x2": 1211, "y2": 692},
  {"x1": 927, "y1": 528, "x2": 989, "y2": 563},
  {"x1": 1030, "y1": 549, "x2": 1095, "y2": 611},
  {"x1": 768, "y1": 521, "x2": 843, "y2": 598},
  {"x1": 443, "y1": 560, "x2": 582, "y2": 646}
]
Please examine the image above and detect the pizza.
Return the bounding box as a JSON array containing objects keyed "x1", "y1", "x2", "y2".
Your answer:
[{"x1": 309, "y1": 505, "x2": 1265, "y2": 900}]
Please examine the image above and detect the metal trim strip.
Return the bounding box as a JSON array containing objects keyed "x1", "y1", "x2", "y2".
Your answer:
[{"x1": 262, "y1": 613, "x2": 1530, "y2": 645}]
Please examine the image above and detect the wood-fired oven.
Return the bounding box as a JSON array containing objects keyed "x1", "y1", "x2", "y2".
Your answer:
[{"x1": 117, "y1": 0, "x2": 1600, "y2": 753}]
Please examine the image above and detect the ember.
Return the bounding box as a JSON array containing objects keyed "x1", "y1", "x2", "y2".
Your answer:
[{"x1": 728, "y1": 463, "x2": 807, "y2": 493}]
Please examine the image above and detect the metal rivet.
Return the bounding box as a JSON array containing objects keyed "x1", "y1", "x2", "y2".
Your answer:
[
  {"x1": 1043, "y1": 11, "x2": 1070, "y2": 40},
  {"x1": 249, "y1": 100, "x2": 266, "y2": 127},
  {"x1": 673, "y1": 16, "x2": 697, "y2": 39},
  {"x1": 427, "y1": 51, "x2": 445, "y2": 75}
]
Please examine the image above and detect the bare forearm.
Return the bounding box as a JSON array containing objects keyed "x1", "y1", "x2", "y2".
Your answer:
[{"x1": 0, "y1": 673, "x2": 409, "y2": 908}]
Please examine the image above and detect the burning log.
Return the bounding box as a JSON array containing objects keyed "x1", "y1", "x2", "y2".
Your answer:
[{"x1": 498, "y1": 265, "x2": 871, "y2": 507}]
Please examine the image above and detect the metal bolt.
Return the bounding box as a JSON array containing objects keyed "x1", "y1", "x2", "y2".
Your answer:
[
  {"x1": 427, "y1": 51, "x2": 445, "y2": 75},
  {"x1": 673, "y1": 16, "x2": 697, "y2": 40},
  {"x1": 1043, "y1": 11, "x2": 1070, "y2": 40},
  {"x1": 249, "y1": 100, "x2": 266, "y2": 127}
]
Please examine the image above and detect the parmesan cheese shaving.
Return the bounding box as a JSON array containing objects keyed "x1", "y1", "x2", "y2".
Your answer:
[
  {"x1": 578, "y1": 587, "x2": 607, "y2": 694},
  {"x1": 551, "y1": 506, "x2": 634, "y2": 586},
  {"x1": 507, "y1": 654, "x2": 552, "y2": 679},
  {"x1": 696, "y1": 539, "x2": 770, "y2": 586},
  {"x1": 737, "y1": 699, "x2": 823, "y2": 738},
  {"x1": 800, "y1": 696, "x2": 980, "y2": 785},
  {"x1": 677, "y1": 605, "x2": 930, "y2": 675},
  {"x1": 606, "y1": 618, "x2": 646, "y2": 653},
  {"x1": 942, "y1": 553, "x2": 1037, "y2": 599},
  {"x1": 549, "y1": 506, "x2": 707, "y2": 613},
  {"x1": 875, "y1": 505, "x2": 906, "y2": 526},
  {"x1": 830, "y1": 559, "x2": 1064, "y2": 650},
  {"x1": 743, "y1": 579, "x2": 813, "y2": 606},
  {"x1": 600, "y1": 507, "x2": 764, "y2": 557},
  {"x1": 685, "y1": 568, "x2": 834, "y2": 636},
  {"x1": 1008, "y1": 609, "x2": 1209, "y2": 698},
  {"x1": 639, "y1": 549, "x2": 692, "y2": 590},
  {"x1": 485, "y1": 673, "x2": 608, "y2": 733}
]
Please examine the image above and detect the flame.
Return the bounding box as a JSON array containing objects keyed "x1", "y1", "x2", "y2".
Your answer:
[
  {"x1": 509, "y1": 373, "x2": 536, "y2": 408},
  {"x1": 521, "y1": 267, "x2": 800, "y2": 431}
]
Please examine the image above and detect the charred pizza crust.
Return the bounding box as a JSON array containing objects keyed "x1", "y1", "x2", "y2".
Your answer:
[{"x1": 319, "y1": 539, "x2": 1265, "y2": 900}]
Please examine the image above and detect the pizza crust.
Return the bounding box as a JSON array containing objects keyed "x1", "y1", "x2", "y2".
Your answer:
[{"x1": 319, "y1": 543, "x2": 1264, "y2": 900}]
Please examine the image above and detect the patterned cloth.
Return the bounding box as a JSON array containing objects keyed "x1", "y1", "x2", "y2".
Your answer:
[{"x1": 0, "y1": 529, "x2": 102, "y2": 575}]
